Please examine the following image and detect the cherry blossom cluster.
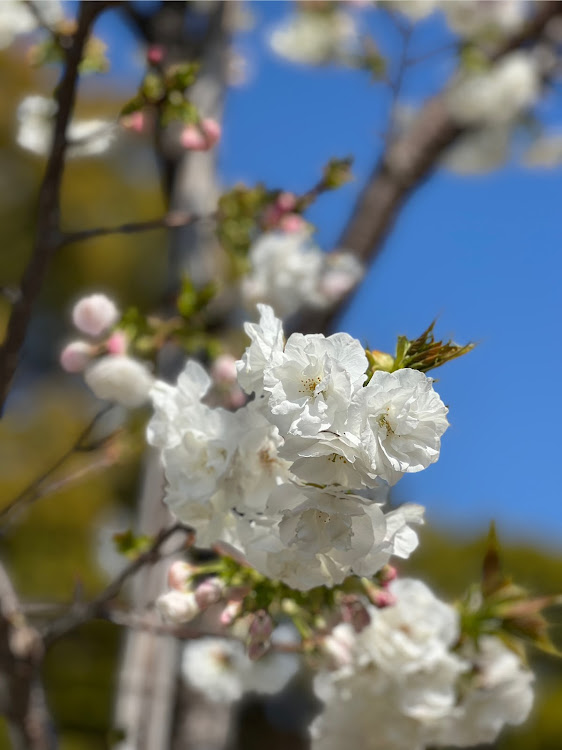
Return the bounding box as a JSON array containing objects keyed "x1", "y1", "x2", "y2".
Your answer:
[
  {"x1": 60, "y1": 294, "x2": 154, "y2": 408},
  {"x1": 312, "y1": 578, "x2": 534, "y2": 750},
  {"x1": 242, "y1": 231, "x2": 364, "y2": 320},
  {"x1": 147, "y1": 304, "x2": 449, "y2": 591}
]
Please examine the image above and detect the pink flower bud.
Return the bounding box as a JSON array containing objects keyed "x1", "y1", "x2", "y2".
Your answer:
[
  {"x1": 180, "y1": 119, "x2": 221, "y2": 151},
  {"x1": 220, "y1": 600, "x2": 242, "y2": 627},
  {"x1": 106, "y1": 331, "x2": 128, "y2": 356},
  {"x1": 147, "y1": 45, "x2": 164, "y2": 65},
  {"x1": 121, "y1": 111, "x2": 147, "y2": 134},
  {"x1": 167, "y1": 561, "x2": 196, "y2": 591},
  {"x1": 60, "y1": 341, "x2": 94, "y2": 373},
  {"x1": 211, "y1": 353, "x2": 238, "y2": 385},
  {"x1": 247, "y1": 610, "x2": 274, "y2": 661},
  {"x1": 156, "y1": 590, "x2": 200, "y2": 624},
  {"x1": 194, "y1": 577, "x2": 225, "y2": 608},
  {"x1": 72, "y1": 294, "x2": 119, "y2": 337},
  {"x1": 278, "y1": 213, "x2": 306, "y2": 234},
  {"x1": 226, "y1": 385, "x2": 246, "y2": 410},
  {"x1": 379, "y1": 564, "x2": 398, "y2": 587},
  {"x1": 370, "y1": 589, "x2": 397, "y2": 609},
  {"x1": 340, "y1": 595, "x2": 371, "y2": 632},
  {"x1": 276, "y1": 191, "x2": 297, "y2": 212},
  {"x1": 262, "y1": 204, "x2": 283, "y2": 229},
  {"x1": 324, "y1": 624, "x2": 355, "y2": 668}
]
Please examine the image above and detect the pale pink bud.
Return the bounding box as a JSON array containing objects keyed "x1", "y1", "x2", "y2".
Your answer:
[
  {"x1": 226, "y1": 385, "x2": 246, "y2": 410},
  {"x1": 167, "y1": 561, "x2": 196, "y2": 591},
  {"x1": 220, "y1": 599, "x2": 242, "y2": 627},
  {"x1": 276, "y1": 191, "x2": 297, "y2": 212},
  {"x1": 262, "y1": 204, "x2": 283, "y2": 229},
  {"x1": 370, "y1": 589, "x2": 397, "y2": 609},
  {"x1": 106, "y1": 330, "x2": 128, "y2": 355},
  {"x1": 194, "y1": 578, "x2": 225, "y2": 608},
  {"x1": 324, "y1": 624, "x2": 355, "y2": 668},
  {"x1": 278, "y1": 213, "x2": 306, "y2": 234},
  {"x1": 60, "y1": 341, "x2": 94, "y2": 373},
  {"x1": 84, "y1": 355, "x2": 154, "y2": 408},
  {"x1": 156, "y1": 590, "x2": 200, "y2": 624},
  {"x1": 211, "y1": 353, "x2": 238, "y2": 385},
  {"x1": 72, "y1": 294, "x2": 119, "y2": 337},
  {"x1": 147, "y1": 45, "x2": 164, "y2": 65},
  {"x1": 340, "y1": 595, "x2": 371, "y2": 632},
  {"x1": 379, "y1": 564, "x2": 398, "y2": 587},
  {"x1": 180, "y1": 119, "x2": 221, "y2": 151},
  {"x1": 247, "y1": 610, "x2": 273, "y2": 661},
  {"x1": 121, "y1": 111, "x2": 147, "y2": 134}
]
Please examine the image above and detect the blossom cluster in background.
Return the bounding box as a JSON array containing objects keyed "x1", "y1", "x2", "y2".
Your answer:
[{"x1": 312, "y1": 578, "x2": 534, "y2": 750}]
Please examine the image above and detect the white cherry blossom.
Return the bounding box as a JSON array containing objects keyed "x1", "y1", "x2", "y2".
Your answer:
[
  {"x1": 181, "y1": 636, "x2": 299, "y2": 703},
  {"x1": 354, "y1": 368, "x2": 449, "y2": 485}
]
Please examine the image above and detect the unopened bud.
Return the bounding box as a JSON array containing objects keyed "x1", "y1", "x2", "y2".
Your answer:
[
  {"x1": 60, "y1": 341, "x2": 94, "y2": 373},
  {"x1": 156, "y1": 590, "x2": 200, "y2": 624},
  {"x1": 72, "y1": 294, "x2": 119, "y2": 337},
  {"x1": 121, "y1": 110, "x2": 147, "y2": 134},
  {"x1": 211, "y1": 353, "x2": 238, "y2": 385},
  {"x1": 167, "y1": 561, "x2": 196, "y2": 591},
  {"x1": 379, "y1": 565, "x2": 398, "y2": 587},
  {"x1": 279, "y1": 213, "x2": 306, "y2": 234},
  {"x1": 340, "y1": 595, "x2": 371, "y2": 632},
  {"x1": 180, "y1": 118, "x2": 221, "y2": 151},
  {"x1": 323, "y1": 623, "x2": 355, "y2": 668},
  {"x1": 106, "y1": 330, "x2": 128, "y2": 355},
  {"x1": 276, "y1": 191, "x2": 297, "y2": 212},
  {"x1": 194, "y1": 577, "x2": 225, "y2": 608},
  {"x1": 84, "y1": 355, "x2": 154, "y2": 408},
  {"x1": 370, "y1": 589, "x2": 397, "y2": 609},
  {"x1": 367, "y1": 349, "x2": 395, "y2": 373},
  {"x1": 247, "y1": 610, "x2": 274, "y2": 661},
  {"x1": 220, "y1": 599, "x2": 243, "y2": 627},
  {"x1": 147, "y1": 45, "x2": 164, "y2": 65}
]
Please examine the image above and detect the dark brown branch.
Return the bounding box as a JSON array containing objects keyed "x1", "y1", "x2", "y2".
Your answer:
[
  {"x1": 0, "y1": 2, "x2": 105, "y2": 416},
  {"x1": 0, "y1": 563, "x2": 55, "y2": 750},
  {"x1": 0, "y1": 406, "x2": 114, "y2": 530},
  {"x1": 60, "y1": 210, "x2": 206, "y2": 246},
  {"x1": 43, "y1": 523, "x2": 190, "y2": 645},
  {"x1": 297, "y1": 0, "x2": 562, "y2": 334}
]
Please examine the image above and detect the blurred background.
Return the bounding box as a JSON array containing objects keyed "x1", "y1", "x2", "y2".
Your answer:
[{"x1": 0, "y1": 1, "x2": 561, "y2": 748}]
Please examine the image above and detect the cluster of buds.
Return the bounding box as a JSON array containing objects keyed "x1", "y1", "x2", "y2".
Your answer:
[
  {"x1": 119, "y1": 49, "x2": 221, "y2": 152},
  {"x1": 262, "y1": 191, "x2": 307, "y2": 234},
  {"x1": 158, "y1": 561, "x2": 281, "y2": 662},
  {"x1": 60, "y1": 294, "x2": 153, "y2": 408}
]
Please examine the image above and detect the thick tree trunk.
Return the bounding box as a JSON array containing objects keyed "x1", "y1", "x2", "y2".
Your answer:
[{"x1": 112, "y1": 4, "x2": 233, "y2": 749}]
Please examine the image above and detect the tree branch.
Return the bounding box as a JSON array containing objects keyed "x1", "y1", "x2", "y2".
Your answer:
[
  {"x1": 297, "y1": 0, "x2": 562, "y2": 334},
  {"x1": 0, "y1": 563, "x2": 55, "y2": 750},
  {"x1": 0, "y1": 406, "x2": 115, "y2": 530},
  {"x1": 0, "y1": 1, "x2": 106, "y2": 416},
  {"x1": 43, "y1": 522, "x2": 190, "y2": 646},
  {"x1": 60, "y1": 210, "x2": 207, "y2": 246}
]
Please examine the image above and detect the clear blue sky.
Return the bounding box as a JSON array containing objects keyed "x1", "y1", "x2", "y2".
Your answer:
[{"x1": 88, "y1": 1, "x2": 562, "y2": 549}]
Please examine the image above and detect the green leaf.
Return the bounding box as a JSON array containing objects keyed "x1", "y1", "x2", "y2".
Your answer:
[
  {"x1": 113, "y1": 530, "x2": 153, "y2": 560},
  {"x1": 392, "y1": 321, "x2": 475, "y2": 373}
]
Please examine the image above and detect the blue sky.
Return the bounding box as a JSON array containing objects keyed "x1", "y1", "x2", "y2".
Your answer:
[{"x1": 87, "y1": 2, "x2": 562, "y2": 548}]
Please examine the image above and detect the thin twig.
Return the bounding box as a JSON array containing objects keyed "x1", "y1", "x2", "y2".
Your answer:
[
  {"x1": 405, "y1": 41, "x2": 460, "y2": 67},
  {"x1": 0, "y1": 2, "x2": 107, "y2": 416},
  {"x1": 0, "y1": 561, "x2": 56, "y2": 749},
  {"x1": 0, "y1": 405, "x2": 114, "y2": 529},
  {"x1": 61, "y1": 210, "x2": 208, "y2": 246},
  {"x1": 43, "y1": 522, "x2": 189, "y2": 645}
]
